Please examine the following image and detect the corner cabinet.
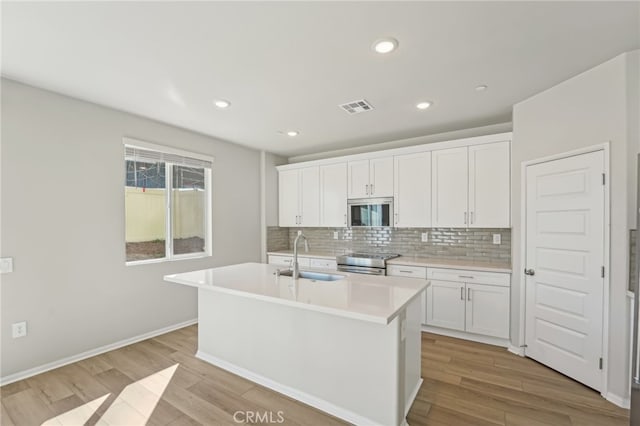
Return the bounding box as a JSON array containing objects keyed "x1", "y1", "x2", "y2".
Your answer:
[
  {"x1": 425, "y1": 268, "x2": 510, "y2": 339},
  {"x1": 278, "y1": 167, "x2": 320, "y2": 227},
  {"x1": 347, "y1": 157, "x2": 393, "y2": 199},
  {"x1": 432, "y1": 141, "x2": 510, "y2": 228}
]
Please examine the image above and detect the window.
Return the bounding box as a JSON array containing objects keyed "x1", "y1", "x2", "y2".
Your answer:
[{"x1": 124, "y1": 139, "x2": 213, "y2": 264}]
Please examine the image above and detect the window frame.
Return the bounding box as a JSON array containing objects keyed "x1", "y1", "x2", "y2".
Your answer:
[{"x1": 123, "y1": 137, "x2": 214, "y2": 266}]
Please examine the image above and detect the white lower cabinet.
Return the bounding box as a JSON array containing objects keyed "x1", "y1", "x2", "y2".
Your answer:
[
  {"x1": 464, "y1": 283, "x2": 510, "y2": 338},
  {"x1": 426, "y1": 280, "x2": 466, "y2": 331},
  {"x1": 425, "y1": 268, "x2": 510, "y2": 339}
]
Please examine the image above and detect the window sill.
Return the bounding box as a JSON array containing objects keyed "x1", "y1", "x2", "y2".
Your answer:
[{"x1": 126, "y1": 252, "x2": 211, "y2": 267}]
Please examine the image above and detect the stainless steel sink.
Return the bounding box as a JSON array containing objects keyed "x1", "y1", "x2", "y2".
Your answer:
[{"x1": 276, "y1": 270, "x2": 345, "y2": 281}]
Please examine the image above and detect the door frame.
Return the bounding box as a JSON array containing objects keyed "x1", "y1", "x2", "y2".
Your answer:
[{"x1": 518, "y1": 142, "x2": 610, "y2": 396}]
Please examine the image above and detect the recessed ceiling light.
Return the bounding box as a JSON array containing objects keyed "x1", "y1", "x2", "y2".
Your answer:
[
  {"x1": 286, "y1": 131, "x2": 299, "y2": 137},
  {"x1": 416, "y1": 101, "x2": 432, "y2": 110},
  {"x1": 213, "y1": 99, "x2": 231, "y2": 109},
  {"x1": 372, "y1": 38, "x2": 398, "y2": 54},
  {"x1": 475, "y1": 85, "x2": 488, "y2": 91}
]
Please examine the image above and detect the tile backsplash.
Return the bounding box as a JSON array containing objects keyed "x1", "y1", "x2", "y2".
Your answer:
[{"x1": 267, "y1": 226, "x2": 511, "y2": 263}]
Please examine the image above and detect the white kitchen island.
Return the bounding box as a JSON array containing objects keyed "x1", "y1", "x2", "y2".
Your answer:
[{"x1": 164, "y1": 262, "x2": 426, "y2": 426}]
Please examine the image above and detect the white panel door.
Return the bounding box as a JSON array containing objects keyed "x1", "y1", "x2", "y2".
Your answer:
[
  {"x1": 299, "y1": 166, "x2": 320, "y2": 226},
  {"x1": 525, "y1": 150, "x2": 605, "y2": 391},
  {"x1": 425, "y1": 280, "x2": 465, "y2": 331},
  {"x1": 320, "y1": 163, "x2": 347, "y2": 227},
  {"x1": 469, "y1": 142, "x2": 510, "y2": 228},
  {"x1": 394, "y1": 152, "x2": 431, "y2": 227},
  {"x1": 347, "y1": 159, "x2": 370, "y2": 198},
  {"x1": 465, "y1": 283, "x2": 510, "y2": 338},
  {"x1": 278, "y1": 169, "x2": 299, "y2": 227},
  {"x1": 369, "y1": 157, "x2": 394, "y2": 197},
  {"x1": 432, "y1": 147, "x2": 468, "y2": 227}
]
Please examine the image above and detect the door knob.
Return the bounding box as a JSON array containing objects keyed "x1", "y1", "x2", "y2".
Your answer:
[{"x1": 524, "y1": 268, "x2": 535, "y2": 276}]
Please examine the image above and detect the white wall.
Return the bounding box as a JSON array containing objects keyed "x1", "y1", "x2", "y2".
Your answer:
[
  {"x1": 0, "y1": 79, "x2": 262, "y2": 379},
  {"x1": 512, "y1": 51, "x2": 639, "y2": 402}
]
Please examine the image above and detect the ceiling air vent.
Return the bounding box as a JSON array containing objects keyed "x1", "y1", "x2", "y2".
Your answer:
[{"x1": 339, "y1": 99, "x2": 374, "y2": 115}]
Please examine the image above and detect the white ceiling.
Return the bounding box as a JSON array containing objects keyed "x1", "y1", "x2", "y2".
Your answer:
[{"x1": 2, "y1": 2, "x2": 638, "y2": 157}]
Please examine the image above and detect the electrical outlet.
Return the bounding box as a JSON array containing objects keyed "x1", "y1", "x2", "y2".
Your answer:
[
  {"x1": 12, "y1": 321, "x2": 27, "y2": 338},
  {"x1": 0, "y1": 257, "x2": 13, "y2": 274},
  {"x1": 493, "y1": 234, "x2": 501, "y2": 245},
  {"x1": 421, "y1": 232, "x2": 429, "y2": 242},
  {"x1": 333, "y1": 231, "x2": 339, "y2": 240}
]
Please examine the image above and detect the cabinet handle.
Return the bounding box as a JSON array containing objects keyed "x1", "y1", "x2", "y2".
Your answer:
[
  {"x1": 458, "y1": 275, "x2": 474, "y2": 279},
  {"x1": 470, "y1": 212, "x2": 474, "y2": 224},
  {"x1": 365, "y1": 184, "x2": 369, "y2": 195},
  {"x1": 395, "y1": 213, "x2": 398, "y2": 224},
  {"x1": 299, "y1": 215, "x2": 302, "y2": 225},
  {"x1": 399, "y1": 270, "x2": 413, "y2": 274},
  {"x1": 344, "y1": 214, "x2": 347, "y2": 225},
  {"x1": 371, "y1": 184, "x2": 374, "y2": 195},
  {"x1": 464, "y1": 212, "x2": 467, "y2": 225},
  {"x1": 467, "y1": 288, "x2": 471, "y2": 301},
  {"x1": 460, "y1": 287, "x2": 464, "y2": 300}
]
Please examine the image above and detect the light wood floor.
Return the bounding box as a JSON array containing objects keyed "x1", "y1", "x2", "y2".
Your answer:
[{"x1": 0, "y1": 325, "x2": 630, "y2": 425}]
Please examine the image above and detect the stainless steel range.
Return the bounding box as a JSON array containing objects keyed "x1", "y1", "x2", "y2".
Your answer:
[{"x1": 336, "y1": 253, "x2": 400, "y2": 276}]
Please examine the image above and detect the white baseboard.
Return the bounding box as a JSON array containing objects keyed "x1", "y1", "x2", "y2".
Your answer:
[
  {"x1": 508, "y1": 344, "x2": 526, "y2": 357},
  {"x1": 604, "y1": 391, "x2": 631, "y2": 409},
  {"x1": 197, "y1": 350, "x2": 388, "y2": 426},
  {"x1": 421, "y1": 325, "x2": 510, "y2": 348},
  {"x1": 0, "y1": 318, "x2": 197, "y2": 386}
]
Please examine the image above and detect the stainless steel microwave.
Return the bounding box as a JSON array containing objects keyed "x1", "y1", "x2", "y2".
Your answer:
[{"x1": 347, "y1": 197, "x2": 394, "y2": 227}]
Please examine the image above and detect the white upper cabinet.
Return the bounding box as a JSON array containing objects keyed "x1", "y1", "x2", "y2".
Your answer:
[
  {"x1": 299, "y1": 167, "x2": 320, "y2": 226},
  {"x1": 278, "y1": 133, "x2": 511, "y2": 230},
  {"x1": 320, "y1": 163, "x2": 348, "y2": 227},
  {"x1": 347, "y1": 157, "x2": 393, "y2": 198},
  {"x1": 278, "y1": 169, "x2": 300, "y2": 227},
  {"x1": 468, "y1": 142, "x2": 510, "y2": 228},
  {"x1": 432, "y1": 147, "x2": 469, "y2": 227},
  {"x1": 432, "y1": 142, "x2": 510, "y2": 228},
  {"x1": 347, "y1": 160, "x2": 370, "y2": 198},
  {"x1": 394, "y1": 152, "x2": 431, "y2": 227},
  {"x1": 278, "y1": 166, "x2": 319, "y2": 227},
  {"x1": 369, "y1": 157, "x2": 394, "y2": 197}
]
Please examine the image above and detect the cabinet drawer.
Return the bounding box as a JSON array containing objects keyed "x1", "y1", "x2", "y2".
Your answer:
[
  {"x1": 309, "y1": 258, "x2": 337, "y2": 270},
  {"x1": 427, "y1": 268, "x2": 510, "y2": 287},
  {"x1": 268, "y1": 255, "x2": 311, "y2": 268},
  {"x1": 387, "y1": 265, "x2": 427, "y2": 279}
]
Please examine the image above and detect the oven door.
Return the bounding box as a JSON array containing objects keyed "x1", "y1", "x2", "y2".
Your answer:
[
  {"x1": 347, "y1": 198, "x2": 393, "y2": 227},
  {"x1": 337, "y1": 265, "x2": 386, "y2": 275}
]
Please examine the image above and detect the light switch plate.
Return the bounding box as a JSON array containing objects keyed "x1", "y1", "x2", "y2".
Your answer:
[
  {"x1": 421, "y1": 232, "x2": 428, "y2": 242},
  {"x1": 0, "y1": 257, "x2": 13, "y2": 274},
  {"x1": 493, "y1": 234, "x2": 501, "y2": 245}
]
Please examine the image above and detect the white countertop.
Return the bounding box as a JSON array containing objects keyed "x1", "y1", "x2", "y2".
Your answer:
[
  {"x1": 164, "y1": 262, "x2": 426, "y2": 325},
  {"x1": 267, "y1": 250, "x2": 511, "y2": 273}
]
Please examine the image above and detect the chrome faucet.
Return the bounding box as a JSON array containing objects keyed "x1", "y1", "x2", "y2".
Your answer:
[{"x1": 292, "y1": 230, "x2": 309, "y2": 279}]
